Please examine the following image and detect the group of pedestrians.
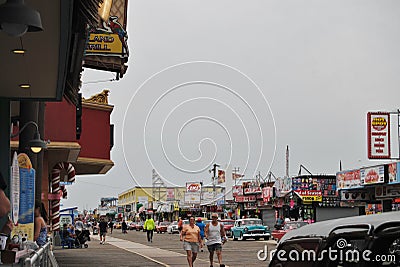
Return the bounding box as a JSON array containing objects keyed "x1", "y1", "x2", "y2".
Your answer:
[{"x1": 180, "y1": 213, "x2": 226, "y2": 267}]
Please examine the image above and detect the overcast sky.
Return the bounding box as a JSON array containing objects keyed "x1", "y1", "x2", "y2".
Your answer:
[{"x1": 62, "y1": 0, "x2": 400, "y2": 211}]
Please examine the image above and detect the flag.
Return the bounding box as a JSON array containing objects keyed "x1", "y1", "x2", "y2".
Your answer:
[{"x1": 217, "y1": 170, "x2": 225, "y2": 184}]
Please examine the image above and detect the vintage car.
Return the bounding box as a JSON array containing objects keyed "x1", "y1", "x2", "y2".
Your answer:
[
  {"x1": 269, "y1": 211, "x2": 400, "y2": 267},
  {"x1": 220, "y1": 219, "x2": 235, "y2": 237},
  {"x1": 167, "y1": 221, "x2": 179, "y2": 234},
  {"x1": 135, "y1": 222, "x2": 144, "y2": 231},
  {"x1": 156, "y1": 221, "x2": 170, "y2": 233},
  {"x1": 232, "y1": 218, "x2": 271, "y2": 241},
  {"x1": 271, "y1": 221, "x2": 308, "y2": 241}
]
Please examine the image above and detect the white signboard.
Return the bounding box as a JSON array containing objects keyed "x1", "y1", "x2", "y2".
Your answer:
[
  {"x1": 202, "y1": 192, "x2": 214, "y2": 203},
  {"x1": 360, "y1": 165, "x2": 385, "y2": 185},
  {"x1": 367, "y1": 112, "x2": 390, "y2": 159},
  {"x1": 184, "y1": 192, "x2": 201, "y2": 204}
]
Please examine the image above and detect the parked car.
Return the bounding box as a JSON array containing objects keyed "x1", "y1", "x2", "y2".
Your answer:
[
  {"x1": 128, "y1": 221, "x2": 137, "y2": 230},
  {"x1": 269, "y1": 211, "x2": 400, "y2": 267},
  {"x1": 114, "y1": 222, "x2": 122, "y2": 229},
  {"x1": 232, "y1": 218, "x2": 270, "y2": 241},
  {"x1": 271, "y1": 221, "x2": 308, "y2": 241},
  {"x1": 167, "y1": 221, "x2": 179, "y2": 234},
  {"x1": 156, "y1": 221, "x2": 170, "y2": 233},
  {"x1": 220, "y1": 219, "x2": 235, "y2": 237},
  {"x1": 135, "y1": 222, "x2": 144, "y2": 231}
]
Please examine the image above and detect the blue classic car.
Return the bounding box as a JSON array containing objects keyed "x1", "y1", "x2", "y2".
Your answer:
[{"x1": 232, "y1": 218, "x2": 271, "y2": 241}]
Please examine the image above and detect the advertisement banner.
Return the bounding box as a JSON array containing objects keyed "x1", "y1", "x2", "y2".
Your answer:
[
  {"x1": 274, "y1": 177, "x2": 292, "y2": 197},
  {"x1": 388, "y1": 162, "x2": 400, "y2": 184},
  {"x1": 243, "y1": 187, "x2": 262, "y2": 195},
  {"x1": 184, "y1": 192, "x2": 201, "y2": 204},
  {"x1": 166, "y1": 188, "x2": 175, "y2": 201},
  {"x1": 186, "y1": 182, "x2": 201, "y2": 192},
  {"x1": 11, "y1": 168, "x2": 35, "y2": 241},
  {"x1": 217, "y1": 170, "x2": 225, "y2": 184},
  {"x1": 367, "y1": 112, "x2": 390, "y2": 159},
  {"x1": 232, "y1": 185, "x2": 243, "y2": 197},
  {"x1": 361, "y1": 165, "x2": 385, "y2": 185},
  {"x1": 336, "y1": 169, "x2": 361, "y2": 189}
]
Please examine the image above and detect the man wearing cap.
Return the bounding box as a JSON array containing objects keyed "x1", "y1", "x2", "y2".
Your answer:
[
  {"x1": 195, "y1": 218, "x2": 206, "y2": 251},
  {"x1": 205, "y1": 213, "x2": 226, "y2": 267}
]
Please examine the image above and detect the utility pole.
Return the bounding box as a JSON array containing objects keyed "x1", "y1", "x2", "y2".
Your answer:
[
  {"x1": 233, "y1": 167, "x2": 240, "y2": 186},
  {"x1": 256, "y1": 171, "x2": 262, "y2": 185},
  {"x1": 210, "y1": 163, "x2": 219, "y2": 206}
]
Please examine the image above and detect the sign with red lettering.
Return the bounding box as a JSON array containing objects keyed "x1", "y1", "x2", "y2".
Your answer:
[
  {"x1": 367, "y1": 112, "x2": 390, "y2": 159},
  {"x1": 186, "y1": 182, "x2": 201, "y2": 192},
  {"x1": 234, "y1": 195, "x2": 256, "y2": 202}
]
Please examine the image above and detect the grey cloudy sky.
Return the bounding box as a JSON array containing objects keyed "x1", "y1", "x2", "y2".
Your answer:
[{"x1": 62, "y1": 0, "x2": 400, "y2": 211}]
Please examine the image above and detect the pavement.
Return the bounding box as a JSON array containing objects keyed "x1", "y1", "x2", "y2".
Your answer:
[{"x1": 53, "y1": 234, "x2": 233, "y2": 267}]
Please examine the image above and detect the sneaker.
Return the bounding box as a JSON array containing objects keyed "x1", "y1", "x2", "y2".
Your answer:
[{"x1": 220, "y1": 264, "x2": 225, "y2": 267}]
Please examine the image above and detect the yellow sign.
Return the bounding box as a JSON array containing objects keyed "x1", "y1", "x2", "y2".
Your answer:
[
  {"x1": 86, "y1": 34, "x2": 123, "y2": 54},
  {"x1": 301, "y1": 196, "x2": 322, "y2": 202}
]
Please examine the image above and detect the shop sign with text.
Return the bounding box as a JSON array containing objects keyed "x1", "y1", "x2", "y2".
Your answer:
[
  {"x1": 295, "y1": 190, "x2": 322, "y2": 202},
  {"x1": 186, "y1": 182, "x2": 201, "y2": 192},
  {"x1": 234, "y1": 195, "x2": 256, "y2": 202},
  {"x1": 336, "y1": 169, "x2": 361, "y2": 189},
  {"x1": 367, "y1": 112, "x2": 390, "y2": 159}
]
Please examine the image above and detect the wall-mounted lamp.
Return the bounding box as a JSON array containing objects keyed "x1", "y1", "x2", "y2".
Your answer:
[
  {"x1": 0, "y1": 0, "x2": 43, "y2": 37},
  {"x1": 11, "y1": 121, "x2": 47, "y2": 153}
]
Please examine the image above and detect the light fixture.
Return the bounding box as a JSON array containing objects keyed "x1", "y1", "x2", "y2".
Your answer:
[
  {"x1": 19, "y1": 84, "x2": 30, "y2": 89},
  {"x1": 10, "y1": 121, "x2": 47, "y2": 153},
  {"x1": 12, "y1": 49, "x2": 26, "y2": 54},
  {"x1": 0, "y1": 0, "x2": 43, "y2": 37}
]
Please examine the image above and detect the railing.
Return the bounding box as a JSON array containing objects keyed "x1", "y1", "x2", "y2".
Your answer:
[{"x1": 23, "y1": 242, "x2": 58, "y2": 267}]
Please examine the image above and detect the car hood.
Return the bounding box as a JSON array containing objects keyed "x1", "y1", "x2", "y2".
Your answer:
[{"x1": 244, "y1": 225, "x2": 266, "y2": 230}]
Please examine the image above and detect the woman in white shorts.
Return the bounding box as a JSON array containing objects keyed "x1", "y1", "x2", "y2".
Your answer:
[{"x1": 180, "y1": 217, "x2": 203, "y2": 267}]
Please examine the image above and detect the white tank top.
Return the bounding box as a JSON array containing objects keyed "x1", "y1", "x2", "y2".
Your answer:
[{"x1": 207, "y1": 222, "x2": 222, "y2": 245}]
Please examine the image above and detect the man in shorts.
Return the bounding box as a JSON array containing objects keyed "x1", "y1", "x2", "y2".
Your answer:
[
  {"x1": 205, "y1": 213, "x2": 226, "y2": 267},
  {"x1": 98, "y1": 217, "x2": 108, "y2": 244}
]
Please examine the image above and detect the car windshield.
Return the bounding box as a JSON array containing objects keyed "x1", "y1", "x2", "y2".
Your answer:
[
  {"x1": 160, "y1": 222, "x2": 169, "y2": 226},
  {"x1": 242, "y1": 219, "x2": 262, "y2": 225},
  {"x1": 222, "y1": 221, "x2": 234, "y2": 225}
]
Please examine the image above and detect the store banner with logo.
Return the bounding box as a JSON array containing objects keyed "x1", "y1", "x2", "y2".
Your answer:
[
  {"x1": 367, "y1": 112, "x2": 390, "y2": 159},
  {"x1": 336, "y1": 169, "x2": 361, "y2": 189},
  {"x1": 262, "y1": 187, "x2": 273, "y2": 202},
  {"x1": 186, "y1": 182, "x2": 201, "y2": 192},
  {"x1": 360, "y1": 165, "x2": 385, "y2": 185}
]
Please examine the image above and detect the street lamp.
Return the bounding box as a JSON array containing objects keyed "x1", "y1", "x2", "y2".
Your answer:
[
  {"x1": 11, "y1": 121, "x2": 47, "y2": 153},
  {"x1": 0, "y1": 0, "x2": 43, "y2": 37}
]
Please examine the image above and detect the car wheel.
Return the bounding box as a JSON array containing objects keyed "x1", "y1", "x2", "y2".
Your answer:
[
  {"x1": 255, "y1": 237, "x2": 260, "y2": 241},
  {"x1": 238, "y1": 232, "x2": 245, "y2": 241},
  {"x1": 232, "y1": 233, "x2": 238, "y2": 241},
  {"x1": 264, "y1": 236, "x2": 270, "y2": 241}
]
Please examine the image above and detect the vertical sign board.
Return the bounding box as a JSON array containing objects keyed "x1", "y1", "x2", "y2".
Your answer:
[
  {"x1": 11, "y1": 168, "x2": 35, "y2": 241},
  {"x1": 367, "y1": 112, "x2": 390, "y2": 159}
]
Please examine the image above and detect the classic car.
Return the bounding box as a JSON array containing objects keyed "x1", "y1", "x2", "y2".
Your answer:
[
  {"x1": 167, "y1": 221, "x2": 179, "y2": 234},
  {"x1": 220, "y1": 219, "x2": 235, "y2": 237},
  {"x1": 269, "y1": 211, "x2": 400, "y2": 267},
  {"x1": 232, "y1": 218, "x2": 270, "y2": 241},
  {"x1": 156, "y1": 221, "x2": 170, "y2": 233},
  {"x1": 135, "y1": 222, "x2": 144, "y2": 231},
  {"x1": 271, "y1": 221, "x2": 308, "y2": 241}
]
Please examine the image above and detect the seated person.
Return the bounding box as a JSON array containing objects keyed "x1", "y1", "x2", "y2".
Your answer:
[{"x1": 60, "y1": 224, "x2": 76, "y2": 248}]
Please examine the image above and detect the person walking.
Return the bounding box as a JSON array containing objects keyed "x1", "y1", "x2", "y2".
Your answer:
[
  {"x1": 144, "y1": 215, "x2": 155, "y2": 242},
  {"x1": 180, "y1": 216, "x2": 202, "y2": 267},
  {"x1": 108, "y1": 219, "x2": 114, "y2": 234},
  {"x1": 195, "y1": 218, "x2": 206, "y2": 251},
  {"x1": 178, "y1": 217, "x2": 183, "y2": 233},
  {"x1": 98, "y1": 217, "x2": 108, "y2": 244},
  {"x1": 205, "y1": 213, "x2": 226, "y2": 267},
  {"x1": 121, "y1": 219, "x2": 128, "y2": 234}
]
